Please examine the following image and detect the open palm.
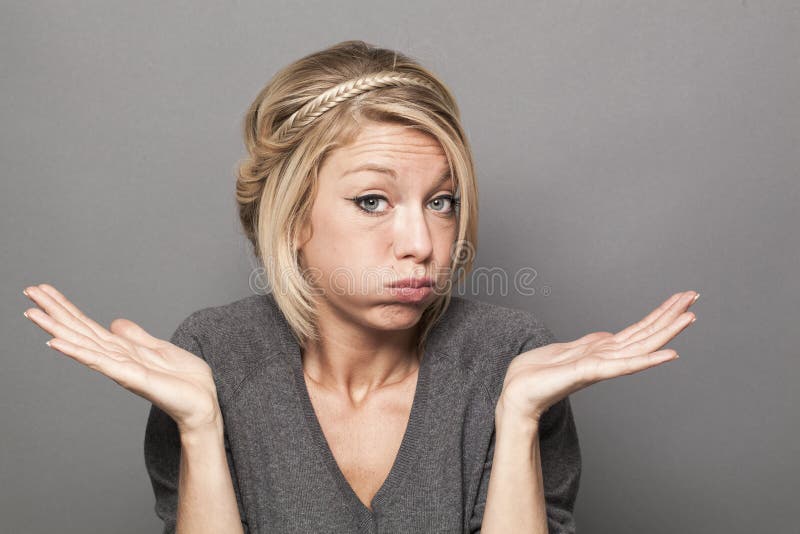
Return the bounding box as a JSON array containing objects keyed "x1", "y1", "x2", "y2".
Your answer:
[
  {"x1": 500, "y1": 290, "x2": 699, "y2": 423},
  {"x1": 23, "y1": 283, "x2": 220, "y2": 433}
]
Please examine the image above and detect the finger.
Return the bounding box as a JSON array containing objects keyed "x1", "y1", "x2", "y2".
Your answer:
[
  {"x1": 25, "y1": 306, "x2": 162, "y2": 369},
  {"x1": 615, "y1": 311, "x2": 696, "y2": 358},
  {"x1": 46, "y1": 337, "x2": 148, "y2": 391},
  {"x1": 107, "y1": 320, "x2": 177, "y2": 371},
  {"x1": 586, "y1": 349, "x2": 679, "y2": 382},
  {"x1": 613, "y1": 291, "x2": 695, "y2": 344},
  {"x1": 24, "y1": 285, "x2": 121, "y2": 351},
  {"x1": 36, "y1": 284, "x2": 118, "y2": 343},
  {"x1": 621, "y1": 291, "x2": 699, "y2": 346},
  {"x1": 611, "y1": 292, "x2": 682, "y2": 343},
  {"x1": 24, "y1": 307, "x2": 109, "y2": 353},
  {"x1": 110, "y1": 318, "x2": 169, "y2": 350}
]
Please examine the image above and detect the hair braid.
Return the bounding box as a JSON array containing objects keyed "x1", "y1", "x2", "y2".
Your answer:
[{"x1": 272, "y1": 70, "x2": 439, "y2": 141}]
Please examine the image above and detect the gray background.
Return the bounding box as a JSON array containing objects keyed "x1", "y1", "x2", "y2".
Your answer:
[{"x1": 2, "y1": 1, "x2": 797, "y2": 532}]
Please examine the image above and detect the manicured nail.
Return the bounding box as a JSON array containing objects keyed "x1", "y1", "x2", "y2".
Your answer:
[
  {"x1": 23, "y1": 287, "x2": 30, "y2": 297},
  {"x1": 45, "y1": 340, "x2": 52, "y2": 347},
  {"x1": 692, "y1": 293, "x2": 700, "y2": 303},
  {"x1": 23, "y1": 310, "x2": 29, "y2": 319},
  {"x1": 690, "y1": 316, "x2": 697, "y2": 324}
]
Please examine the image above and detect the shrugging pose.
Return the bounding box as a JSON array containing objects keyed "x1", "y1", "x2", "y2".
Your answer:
[{"x1": 23, "y1": 40, "x2": 698, "y2": 533}]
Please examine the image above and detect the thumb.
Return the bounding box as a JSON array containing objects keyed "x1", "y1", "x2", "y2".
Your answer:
[{"x1": 110, "y1": 318, "x2": 165, "y2": 349}]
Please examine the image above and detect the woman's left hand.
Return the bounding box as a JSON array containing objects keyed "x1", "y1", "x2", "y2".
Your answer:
[{"x1": 498, "y1": 290, "x2": 699, "y2": 424}]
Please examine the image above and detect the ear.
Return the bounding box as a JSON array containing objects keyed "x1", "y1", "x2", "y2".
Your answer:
[
  {"x1": 296, "y1": 218, "x2": 312, "y2": 252},
  {"x1": 295, "y1": 222, "x2": 311, "y2": 271}
]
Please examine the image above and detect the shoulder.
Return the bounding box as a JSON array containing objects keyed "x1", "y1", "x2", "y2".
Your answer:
[
  {"x1": 436, "y1": 295, "x2": 557, "y2": 356},
  {"x1": 435, "y1": 296, "x2": 558, "y2": 399},
  {"x1": 169, "y1": 293, "x2": 287, "y2": 403},
  {"x1": 176, "y1": 292, "x2": 274, "y2": 336},
  {"x1": 171, "y1": 294, "x2": 269, "y2": 350}
]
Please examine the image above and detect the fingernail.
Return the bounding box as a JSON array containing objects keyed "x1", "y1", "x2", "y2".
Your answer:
[
  {"x1": 692, "y1": 293, "x2": 700, "y2": 303},
  {"x1": 690, "y1": 316, "x2": 697, "y2": 324},
  {"x1": 23, "y1": 310, "x2": 29, "y2": 319},
  {"x1": 23, "y1": 287, "x2": 30, "y2": 297},
  {"x1": 45, "y1": 340, "x2": 51, "y2": 347}
]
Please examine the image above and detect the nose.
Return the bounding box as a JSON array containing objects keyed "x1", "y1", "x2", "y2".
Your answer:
[{"x1": 393, "y1": 204, "x2": 434, "y2": 263}]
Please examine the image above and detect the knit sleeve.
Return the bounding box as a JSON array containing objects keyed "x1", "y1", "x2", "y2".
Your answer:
[
  {"x1": 142, "y1": 315, "x2": 250, "y2": 533},
  {"x1": 468, "y1": 323, "x2": 582, "y2": 533}
]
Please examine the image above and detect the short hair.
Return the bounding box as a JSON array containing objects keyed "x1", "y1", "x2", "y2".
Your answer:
[{"x1": 235, "y1": 40, "x2": 479, "y2": 352}]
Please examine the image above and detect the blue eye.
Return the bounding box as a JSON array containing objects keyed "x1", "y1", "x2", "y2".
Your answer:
[
  {"x1": 351, "y1": 194, "x2": 389, "y2": 215},
  {"x1": 428, "y1": 195, "x2": 460, "y2": 214},
  {"x1": 347, "y1": 194, "x2": 461, "y2": 217}
]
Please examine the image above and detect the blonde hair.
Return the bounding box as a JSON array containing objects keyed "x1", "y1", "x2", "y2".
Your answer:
[{"x1": 235, "y1": 40, "x2": 479, "y2": 352}]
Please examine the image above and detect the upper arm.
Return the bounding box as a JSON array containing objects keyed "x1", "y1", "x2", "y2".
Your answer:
[{"x1": 142, "y1": 315, "x2": 250, "y2": 533}]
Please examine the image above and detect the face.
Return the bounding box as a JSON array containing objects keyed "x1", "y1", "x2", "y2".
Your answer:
[{"x1": 296, "y1": 120, "x2": 459, "y2": 332}]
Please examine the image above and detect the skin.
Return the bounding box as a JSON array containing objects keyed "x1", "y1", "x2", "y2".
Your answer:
[
  {"x1": 498, "y1": 290, "x2": 699, "y2": 424},
  {"x1": 22, "y1": 119, "x2": 699, "y2": 531},
  {"x1": 22, "y1": 284, "x2": 243, "y2": 533},
  {"x1": 292, "y1": 121, "x2": 462, "y2": 508},
  {"x1": 484, "y1": 290, "x2": 698, "y2": 532},
  {"x1": 295, "y1": 120, "x2": 459, "y2": 403}
]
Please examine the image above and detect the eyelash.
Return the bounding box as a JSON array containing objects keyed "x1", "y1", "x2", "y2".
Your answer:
[{"x1": 348, "y1": 194, "x2": 461, "y2": 217}]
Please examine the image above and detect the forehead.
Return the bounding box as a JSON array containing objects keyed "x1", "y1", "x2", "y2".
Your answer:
[{"x1": 332, "y1": 121, "x2": 448, "y2": 165}]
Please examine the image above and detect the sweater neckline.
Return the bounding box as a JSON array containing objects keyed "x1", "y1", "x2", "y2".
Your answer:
[
  {"x1": 292, "y1": 341, "x2": 433, "y2": 527},
  {"x1": 266, "y1": 295, "x2": 437, "y2": 528}
]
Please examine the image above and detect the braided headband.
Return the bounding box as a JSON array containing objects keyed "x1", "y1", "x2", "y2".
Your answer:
[{"x1": 272, "y1": 70, "x2": 439, "y2": 141}]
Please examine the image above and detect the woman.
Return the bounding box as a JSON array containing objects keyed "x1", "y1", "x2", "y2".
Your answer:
[{"x1": 22, "y1": 40, "x2": 698, "y2": 533}]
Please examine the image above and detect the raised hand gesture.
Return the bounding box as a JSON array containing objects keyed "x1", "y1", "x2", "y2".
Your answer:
[
  {"x1": 499, "y1": 290, "x2": 699, "y2": 423},
  {"x1": 23, "y1": 283, "x2": 221, "y2": 434}
]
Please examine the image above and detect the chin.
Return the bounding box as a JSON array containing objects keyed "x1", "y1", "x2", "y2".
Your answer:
[{"x1": 366, "y1": 301, "x2": 428, "y2": 331}]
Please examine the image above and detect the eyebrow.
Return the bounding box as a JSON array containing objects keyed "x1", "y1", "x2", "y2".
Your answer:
[{"x1": 342, "y1": 163, "x2": 453, "y2": 188}]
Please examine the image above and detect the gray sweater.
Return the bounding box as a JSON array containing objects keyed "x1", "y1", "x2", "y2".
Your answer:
[{"x1": 143, "y1": 292, "x2": 581, "y2": 533}]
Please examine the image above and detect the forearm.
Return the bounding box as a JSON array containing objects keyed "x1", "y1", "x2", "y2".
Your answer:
[
  {"x1": 480, "y1": 399, "x2": 548, "y2": 534},
  {"x1": 176, "y1": 414, "x2": 244, "y2": 534}
]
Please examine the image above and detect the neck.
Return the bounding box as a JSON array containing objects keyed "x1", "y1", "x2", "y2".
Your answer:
[{"x1": 301, "y1": 301, "x2": 421, "y2": 403}]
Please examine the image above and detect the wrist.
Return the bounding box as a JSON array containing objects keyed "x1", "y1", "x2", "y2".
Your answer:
[
  {"x1": 495, "y1": 396, "x2": 540, "y2": 437},
  {"x1": 178, "y1": 410, "x2": 225, "y2": 446}
]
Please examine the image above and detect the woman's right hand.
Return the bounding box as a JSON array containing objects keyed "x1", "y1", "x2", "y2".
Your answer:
[{"x1": 23, "y1": 283, "x2": 221, "y2": 435}]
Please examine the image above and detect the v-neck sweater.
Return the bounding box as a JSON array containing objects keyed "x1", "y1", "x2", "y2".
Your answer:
[{"x1": 143, "y1": 292, "x2": 581, "y2": 533}]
